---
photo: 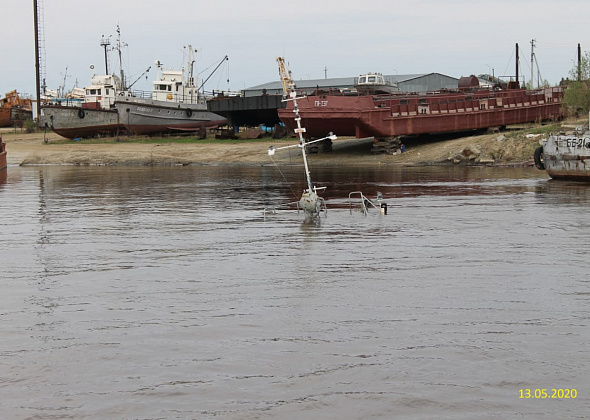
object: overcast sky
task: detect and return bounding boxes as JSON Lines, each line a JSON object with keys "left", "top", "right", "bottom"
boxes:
{"left": 2, "top": 0, "right": 589, "bottom": 98}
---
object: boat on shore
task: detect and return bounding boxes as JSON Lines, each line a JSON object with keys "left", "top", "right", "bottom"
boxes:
{"left": 534, "top": 116, "right": 590, "bottom": 181}
{"left": 0, "top": 90, "right": 33, "bottom": 128}
{"left": 278, "top": 74, "right": 564, "bottom": 140}
{"left": 41, "top": 73, "right": 131, "bottom": 139}
{"left": 115, "top": 48, "right": 227, "bottom": 136}
{"left": 40, "top": 27, "right": 140, "bottom": 140}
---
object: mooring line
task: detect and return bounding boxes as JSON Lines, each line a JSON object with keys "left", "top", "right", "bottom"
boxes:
{"left": 269, "top": 155, "right": 299, "bottom": 200}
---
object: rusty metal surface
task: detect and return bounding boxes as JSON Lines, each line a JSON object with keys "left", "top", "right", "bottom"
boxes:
{"left": 458, "top": 75, "right": 480, "bottom": 89}
{"left": 0, "top": 135, "right": 7, "bottom": 171}
{"left": 278, "top": 87, "right": 564, "bottom": 139}
{"left": 1, "top": 90, "right": 34, "bottom": 127}
{"left": 0, "top": 108, "right": 11, "bottom": 127}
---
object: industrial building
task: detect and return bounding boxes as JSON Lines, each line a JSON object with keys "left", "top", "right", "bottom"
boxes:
{"left": 244, "top": 73, "right": 459, "bottom": 97}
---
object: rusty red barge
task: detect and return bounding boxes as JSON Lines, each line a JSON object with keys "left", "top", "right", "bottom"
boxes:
{"left": 278, "top": 76, "right": 564, "bottom": 140}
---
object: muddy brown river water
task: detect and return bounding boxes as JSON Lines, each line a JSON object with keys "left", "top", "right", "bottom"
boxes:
{"left": 1, "top": 165, "right": 589, "bottom": 419}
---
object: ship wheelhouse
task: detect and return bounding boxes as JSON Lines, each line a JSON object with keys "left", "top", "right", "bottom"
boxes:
{"left": 357, "top": 73, "right": 387, "bottom": 87}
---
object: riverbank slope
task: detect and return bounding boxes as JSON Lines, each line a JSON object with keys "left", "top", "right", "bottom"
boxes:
{"left": 1, "top": 120, "right": 581, "bottom": 167}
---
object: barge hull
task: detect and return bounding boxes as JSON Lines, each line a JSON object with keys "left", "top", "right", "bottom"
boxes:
{"left": 279, "top": 87, "right": 564, "bottom": 139}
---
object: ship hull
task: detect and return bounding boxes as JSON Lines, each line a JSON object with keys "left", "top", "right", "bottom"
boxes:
{"left": 541, "top": 134, "right": 590, "bottom": 181}
{"left": 10, "top": 108, "right": 33, "bottom": 126}
{"left": 0, "top": 108, "right": 32, "bottom": 127}
{"left": 279, "top": 88, "right": 564, "bottom": 139}
{"left": 116, "top": 98, "right": 227, "bottom": 135}
{"left": 0, "top": 107, "right": 12, "bottom": 127}
{"left": 41, "top": 106, "right": 124, "bottom": 139}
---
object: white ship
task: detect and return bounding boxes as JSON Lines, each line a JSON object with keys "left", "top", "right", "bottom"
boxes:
{"left": 40, "top": 27, "right": 136, "bottom": 139}
{"left": 115, "top": 47, "right": 226, "bottom": 136}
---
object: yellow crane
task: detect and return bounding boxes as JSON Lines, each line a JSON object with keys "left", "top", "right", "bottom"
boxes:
{"left": 276, "top": 57, "right": 294, "bottom": 97}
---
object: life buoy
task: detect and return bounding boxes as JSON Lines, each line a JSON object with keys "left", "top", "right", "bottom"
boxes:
{"left": 534, "top": 146, "right": 545, "bottom": 170}
{"left": 78, "top": 109, "right": 85, "bottom": 119}
{"left": 186, "top": 108, "right": 193, "bottom": 118}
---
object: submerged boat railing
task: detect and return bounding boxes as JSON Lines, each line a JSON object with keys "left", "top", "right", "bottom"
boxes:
{"left": 349, "top": 191, "right": 386, "bottom": 216}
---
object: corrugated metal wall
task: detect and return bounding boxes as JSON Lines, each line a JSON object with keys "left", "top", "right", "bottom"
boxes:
{"left": 244, "top": 73, "right": 459, "bottom": 96}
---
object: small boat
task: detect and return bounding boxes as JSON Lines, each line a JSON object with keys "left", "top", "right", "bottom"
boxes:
{"left": 0, "top": 90, "right": 33, "bottom": 128}
{"left": 115, "top": 47, "right": 227, "bottom": 136}
{"left": 534, "top": 117, "right": 590, "bottom": 181}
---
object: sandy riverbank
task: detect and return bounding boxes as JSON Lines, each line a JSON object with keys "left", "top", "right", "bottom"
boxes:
{"left": 0, "top": 120, "right": 576, "bottom": 167}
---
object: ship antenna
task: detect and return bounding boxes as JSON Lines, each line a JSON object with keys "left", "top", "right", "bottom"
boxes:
{"left": 113, "top": 25, "right": 127, "bottom": 89}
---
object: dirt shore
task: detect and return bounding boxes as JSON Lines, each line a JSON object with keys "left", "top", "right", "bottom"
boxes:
{"left": 0, "top": 121, "right": 575, "bottom": 167}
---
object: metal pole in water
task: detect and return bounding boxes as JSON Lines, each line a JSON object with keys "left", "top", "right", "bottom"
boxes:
{"left": 33, "top": 0, "right": 42, "bottom": 128}
{"left": 292, "top": 97, "right": 314, "bottom": 193}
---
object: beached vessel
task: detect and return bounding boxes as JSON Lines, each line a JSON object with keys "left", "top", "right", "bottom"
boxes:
{"left": 0, "top": 90, "right": 33, "bottom": 128}
{"left": 115, "top": 48, "right": 227, "bottom": 136}
{"left": 40, "top": 28, "right": 138, "bottom": 139}
{"left": 41, "top": 73, "right": 130, "bottom": 139}
{"left": 278, "top": 75, "right": 564, "bottom": 140}
{"left": 534, "top": 118, "right": 590, "bottom": 181}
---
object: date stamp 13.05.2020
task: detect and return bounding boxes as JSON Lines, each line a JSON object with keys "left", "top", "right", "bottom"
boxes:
{"left": 519, "top": 389, "right": 577, "bottom": 399}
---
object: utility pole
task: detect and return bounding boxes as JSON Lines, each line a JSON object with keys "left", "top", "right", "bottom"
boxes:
{"left": 324, "top": 66, "right": 327, "bottom": 79}
{"left": 578, "top": 43, "right": 582, "bottom": 81}
{"left": 33, "top": 0, "right": 41, "bottom": 126}
{"left": 530, "top": 39, "right": 536, "bottom": 89}
{"left": 515, "top": 42, "right": 520, "bottom": 88}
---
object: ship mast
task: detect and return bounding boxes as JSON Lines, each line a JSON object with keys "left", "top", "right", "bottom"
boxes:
{"left": 276, "top": 57, "right": 313, "bottom": 193}
{"left": 113, "top": 25, "right": 127, "bottom": 89}
{"left": 269, "top": 57, "right": 336, "bottom": 218}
